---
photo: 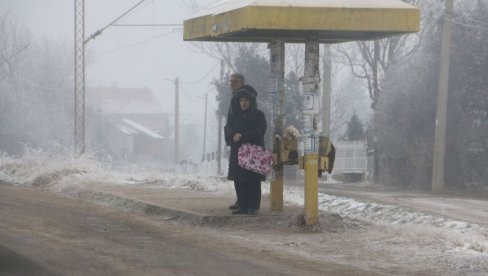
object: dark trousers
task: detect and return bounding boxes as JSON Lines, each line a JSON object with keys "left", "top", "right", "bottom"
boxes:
{"left": 234, "top": 180, "right": 261, "bottom": 210}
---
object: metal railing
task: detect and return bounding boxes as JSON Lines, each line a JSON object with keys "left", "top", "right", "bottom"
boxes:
{"left": 333, "top": 140, "right": 367, "bottom": 174}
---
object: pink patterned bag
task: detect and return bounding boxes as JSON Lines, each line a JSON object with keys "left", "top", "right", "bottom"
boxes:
{"left": 238, "top": 143, "right": 272, "bottom": 175}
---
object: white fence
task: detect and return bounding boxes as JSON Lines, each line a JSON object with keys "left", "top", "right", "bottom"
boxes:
{"left": 333, "top": 140, "right": 368, "bottom": 174}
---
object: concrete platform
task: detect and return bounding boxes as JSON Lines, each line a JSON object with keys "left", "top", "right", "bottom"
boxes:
{"left": 73, "top": 181, "right": 488, "bottom": 230}
{"left": 80, "top": 184, "right": 304, "bottom": 227}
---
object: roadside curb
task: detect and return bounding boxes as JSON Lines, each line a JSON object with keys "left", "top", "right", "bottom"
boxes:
{"left": 71, "top": 188, "right": 291, "bottom": 227}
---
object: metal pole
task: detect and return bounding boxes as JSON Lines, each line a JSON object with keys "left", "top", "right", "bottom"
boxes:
{"left": 84, "top": 0, "right": 147, "bottom": 44}
{"left": 432, "top": 0, "right": 453, "bottom": 193}
{"left": 302, "top": 41, "right": 320, "bottom": 226}
{"left": 75, "top": 0, "right": 146, "bottom": 157}
{"left": 268, "top": 40, "right": 285, "bottom": 212}
{"left": 217, "top": 59, "right": 224, "bottom": 175}
{"left": 74, "top": 0, "right": 85, "bottom": 156}
{"left": 174, "top": 78, "right": 180, "bottom": 164}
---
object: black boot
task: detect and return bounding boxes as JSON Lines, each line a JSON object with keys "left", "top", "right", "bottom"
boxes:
{"left": 228, "top": 200, "right": 240, "bottom": 210}
{"left": 247, "top": 209, "right": 258, "bottom": 216}
{"left": 231, "top": 209, "right": 248, "bottom": 215}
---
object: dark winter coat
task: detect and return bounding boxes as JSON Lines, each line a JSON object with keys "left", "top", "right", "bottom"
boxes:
{"left": 224, "top": 88, "right": 266, "bottom": 182}
{"left": 225, "top": 85, "right": 259, "bottom": 144}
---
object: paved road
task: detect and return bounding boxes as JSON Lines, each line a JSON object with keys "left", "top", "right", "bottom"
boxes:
{"left": 0, "top": 185, "right": 371, "bottom": 276}
{"left": 0, "top": 245, "right": 54, "bottom": 276}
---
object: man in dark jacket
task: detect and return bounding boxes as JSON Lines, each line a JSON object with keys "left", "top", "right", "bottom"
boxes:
{"left": 224, "top": 88, "right": 267, "bottom": 215}
{"left": 227, "top": 73, "right": 258, "bottom": 122}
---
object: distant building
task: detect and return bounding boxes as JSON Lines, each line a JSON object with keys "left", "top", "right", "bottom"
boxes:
{"left": 87, "top": 86, "right": 171, "bottom": 163}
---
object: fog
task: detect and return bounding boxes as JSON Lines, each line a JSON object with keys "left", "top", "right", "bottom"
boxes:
{"left": 2, "top": 2, "right": 488, "bottom": 274}
{"left": 0, "top": 0, "right": 370, "bottom": 165}
{"left": 1, "top": 0, "right": 220, "bottom": 162}
{"left": 1, "top": 0, "right": 486, "bottom": 193}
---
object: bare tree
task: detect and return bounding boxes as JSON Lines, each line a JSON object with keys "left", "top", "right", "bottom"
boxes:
{"left": 334, "top": 35, "right": 422, "bottom": 110}
{"left": 0, "top": 12, "right": 74, "bottom": 154}
{"left": 334, "top": 1, "right": 426, "bottom": 108}
{"left": 372, "top": 0, "right": 488, "bottom": 191}
{"left": 0, "top": 12, "right": 31, "bottom": 152}
{"left": 331, "top": 0, "right": 428, "bottom": 183}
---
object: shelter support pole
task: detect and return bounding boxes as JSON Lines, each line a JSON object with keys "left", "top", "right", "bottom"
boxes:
{"left": 304, "top": 153, "right": 319, "bottom": 224}
{"left": 302, "top": 41, "right": 320, "bottom": 225}
{"left": 268, "top": 40, "right": 285, "bottom": 212}
{"left": 321, "top": 44, "right": 332, "bottom": 138}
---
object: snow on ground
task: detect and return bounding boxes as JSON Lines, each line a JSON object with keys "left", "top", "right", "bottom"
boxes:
{"left": 283, "top": 186, "right": 488, "bottom": 255}
{"left": 1, "top": 149, "right": 487, "bottom": 256}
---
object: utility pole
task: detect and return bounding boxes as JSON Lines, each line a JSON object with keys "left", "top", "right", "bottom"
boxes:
{"left": 74, "top": 0, "right": 85, "bottom": 156}
{"left": 432, "top": 0, "right": 453, "bottom": 193}
{"left": 202, "top": 93, "right": 208, "bottom": 162}
{"left": 174, "top": 78, "right": 180, "bottom": 164}
{"left": 217, "top": 59, "right": 224, "bottom": 174}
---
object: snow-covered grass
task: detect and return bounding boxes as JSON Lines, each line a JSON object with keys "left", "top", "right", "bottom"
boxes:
{"left": 0, "top": 148, "right": 238, "bottom": 194}
{"left": 1, "top": 147, "right": 104, "bottom": 187}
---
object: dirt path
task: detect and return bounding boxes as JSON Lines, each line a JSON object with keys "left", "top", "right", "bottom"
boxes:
{"left": 0, "top": 184, "right": 376, "bottom": 276}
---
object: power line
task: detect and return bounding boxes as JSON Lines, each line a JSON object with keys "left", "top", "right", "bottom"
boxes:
{"left": 451, "top": 19, "right": 488, "bottom": 33}
{"left": 162, "top": 62, "right": 220, "bottom": 89}
{"left": 16, "top": 75, "right": 66, "bottom": 92}
{"left": 94, "top": 31, "right": 175, "bottom": 57}
{"left": 112, "top": 24, "right": 182, "bottom": 27}
{"left": 180, "top": 62, "right": 220, "bottom": 85}
{"left": 178, "top": 0, "right": 194, "bottom": 10}
{"left": 453, "top": 13, "right": 488, "bottom": 28}
{"left": 85, "top": 0, "right": 148, "bottom": 44}
{"left": 179, "top": 85, "right": 201, "bottom": 102}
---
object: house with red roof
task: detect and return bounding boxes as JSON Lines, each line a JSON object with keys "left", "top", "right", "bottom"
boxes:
{"left": 87, "top": 86, "right": 171, "bottom": 163}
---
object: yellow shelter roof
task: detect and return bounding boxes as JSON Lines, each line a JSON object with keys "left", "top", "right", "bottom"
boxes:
{"left": 184, "top": 0, "right": 420, "bottom": 43}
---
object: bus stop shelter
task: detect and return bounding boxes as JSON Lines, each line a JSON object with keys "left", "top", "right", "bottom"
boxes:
{"left": 184, "top": 0, "right": 419, "bottom": 43}
{"left": 184, "top": 0, "right": 420, "bottom": 225}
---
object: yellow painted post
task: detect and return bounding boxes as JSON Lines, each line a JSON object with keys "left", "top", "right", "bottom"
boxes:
{"left": 271, "top": 165, "right": 283, "bottom": 211}
{"left": 302, "top": 41, "right": 320, "bottom": 225}
{"left": 304, "top": 153, "right": 319, "bottom": 225}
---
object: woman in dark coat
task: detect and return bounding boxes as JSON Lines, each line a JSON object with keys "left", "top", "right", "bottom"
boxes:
{"left": 224, "top": 88, "right": 267, "bottom": 215}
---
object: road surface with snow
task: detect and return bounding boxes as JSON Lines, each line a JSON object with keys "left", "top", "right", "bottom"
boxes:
{"left": 1, "top": 154, "right": 487, "bottom": 275}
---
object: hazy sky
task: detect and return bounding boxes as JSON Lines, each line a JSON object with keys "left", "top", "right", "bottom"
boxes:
{"left": 1, "top": 0, "right": 220, "bottom": 146}
{"left": 1, "top": 0, "right": 374, "bottom": 156}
